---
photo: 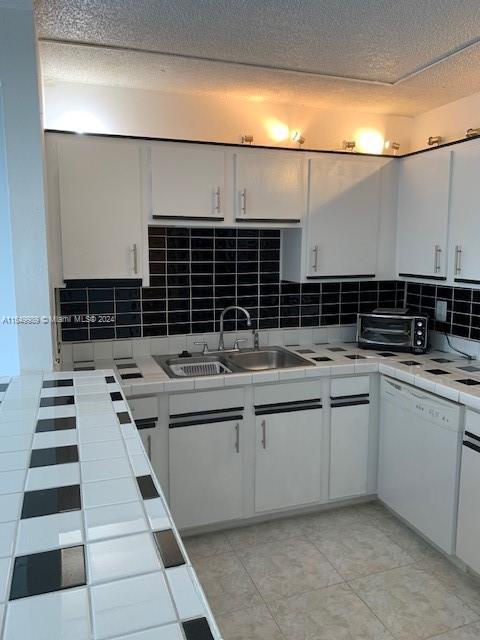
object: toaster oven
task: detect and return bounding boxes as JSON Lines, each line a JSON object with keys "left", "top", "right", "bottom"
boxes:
{"left": 357, "top": 308, "right": 428, "bottom": 353}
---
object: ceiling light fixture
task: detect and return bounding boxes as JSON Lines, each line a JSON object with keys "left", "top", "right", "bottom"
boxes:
{"left": 355, "top": 129, "right": 385, "bottom": 154}
{"left": 385, "top": 140, "right": 400, "bottom": 154}
{"left": 466, "top": 128, "right": 480, "bottom": 138}
{"left": 241, "top": 134, "right": 254, "bottom": 145}
{"left": 343, "top": 140, "right": 356, "bottom": 152}
{"left": 428, "top": 136, "right": 442, "bottom": 146}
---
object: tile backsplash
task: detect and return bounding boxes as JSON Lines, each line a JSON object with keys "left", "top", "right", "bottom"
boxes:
{"left": 58, "top": 226, "right": 403, "bottom": 343}
{"left": 406, "top": 282, "right": 480, "bottom": 341}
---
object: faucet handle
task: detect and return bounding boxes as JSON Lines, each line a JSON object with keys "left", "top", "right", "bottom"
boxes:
{"left": 233, "top": 338, "right": 247, "bottom": 351}
{"left": 194, "top": 341, "right": 209, "bottom": 354}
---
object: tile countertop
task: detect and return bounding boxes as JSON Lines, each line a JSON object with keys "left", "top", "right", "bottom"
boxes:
{"left": 0, "top": 371, "right": 221, "bottom": 640}
{"left": 67, "top": 343, "right": 480, "bottom": 411}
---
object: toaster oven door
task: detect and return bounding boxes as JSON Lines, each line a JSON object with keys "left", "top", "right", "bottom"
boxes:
{"left": 358, "top": 315, "right": 414, "bottom": 347}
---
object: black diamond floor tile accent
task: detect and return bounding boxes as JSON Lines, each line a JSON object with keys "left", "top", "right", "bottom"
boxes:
{"left": 296, "top": 349, "right": 315, "bottom": 354}
{"left": 36, "top": 417, "right": 76, "bottom": 432}
{"left": 39, "top": 396, "right": 75, "bottom": 407}
{"left": 10, "top": 545, "right": 86, "bottom": 600}
{"left": 431, "top": 357, "right": 453, "bottom": 363}
{"left": 105, "top": 376, "right": 115, "bottom": 384}
{"left": 121, "top": 373, "right": 143, "bottom": 380}
{"left": 345, "top": 354, "right": 367, "bottom": 360}
{"left": 457, "top": 365, "right": 480, "bottom": 372}
{"left": 182, "top": 618, "right": 214, "bottom": 640}
{"left": 117, "top": 412, "right": 131, "bottom": 424}
{"left": 377, "top": 352, "right": 397, "bottom": 357}
{"left": 456, "top": 378, "right": 480, "bottom": 386}
{"left": 136, "top": 475, "right": 159, "bottom": 500}
{"left": 110, "top": 392, "right": 123, "bottom": 401}
{"left": 42, "top": 379, "right": 73, "bottom": 388}
{"left": 312, "top": 356, "right": 333, "bottom": 362}
{"left": 399, "top": 360, "right": 421, "bottom": 366}
{"left": 425, "top": 369, "right": 450, "bottom": 376}
{"left": 30, "top": 445, "right": 79, "bottom": 468}
{"left": 153, "top": 530, "right": 185, "bottom": 568}
{"left": 21, "top": 485, "right": 81, "bottom": 519}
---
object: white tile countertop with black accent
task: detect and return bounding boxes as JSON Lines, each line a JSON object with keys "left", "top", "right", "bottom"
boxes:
{"left": 66, "top": 341, "right": 480, "bottom": 411}
{"left": 0, "top": 371, "right": 221, "bottom": 640}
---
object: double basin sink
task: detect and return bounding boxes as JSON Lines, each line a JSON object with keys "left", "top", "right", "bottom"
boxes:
{"left": 154, "top": 346, "right": 314, "bottom": 378}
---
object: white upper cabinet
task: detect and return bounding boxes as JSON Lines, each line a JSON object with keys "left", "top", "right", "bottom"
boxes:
{"left": 150, "top": 143, "right": 225, "bottom": 220}
{"left": 234, "top": 149, "right": 305, "bottom": 222}
{"left": 306, "top": 155, "right": 386, "bottom": 278}
{"left": 397, "top": 150, "right": 451, "bottom": 280}
{"left": 449, "top": 139, "right": 480, "bottom": 284}
{"left": 57, "top": 135, "right": 143, "bottom": 281}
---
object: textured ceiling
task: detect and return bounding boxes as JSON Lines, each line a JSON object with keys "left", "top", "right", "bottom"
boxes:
{"left": 35, "top": 0, "right": 480, "bottom": 115}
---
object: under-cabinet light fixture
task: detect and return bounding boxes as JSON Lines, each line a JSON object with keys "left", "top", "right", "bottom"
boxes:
{"left": 466, "top": 128, "right": 480, "bottom": 138}
{"left": 241, "top": 134, "right": 254, "bottom": 145}
{"left": 342, "top": 140, "right": 356, "bottom": 151}
{"left": 428, "top": 136, "right": 442, "bottom": 146}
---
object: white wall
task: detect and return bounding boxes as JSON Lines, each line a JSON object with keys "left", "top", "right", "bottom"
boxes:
{"left": 410, "top": 90, "right": 480, "bottom": 151}
{"left": 43, "top": 81, "right": 413, "bottom": 153}
{"left": 0, "top": 1, "right": 54, "bottom": 374}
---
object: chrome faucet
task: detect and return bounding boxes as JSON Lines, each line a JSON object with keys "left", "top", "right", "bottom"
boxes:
{"left": 218, "top": 306, "right": 251, "bottom": 351}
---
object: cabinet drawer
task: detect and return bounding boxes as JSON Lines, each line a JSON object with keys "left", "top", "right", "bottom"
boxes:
{"left": 331, "top": 376, "right": 369, "bottom": 399}
{"left": 169, "top": 388, "right": 244, "bottom": 417}
{"left": 254, "top": 380, "right": 321, "bottom": 406}
{"left": 465, "top": 409, "right": 480, "bottom": 439}
{"left": 129, "top": 396, "right": 158, "bottom": 420}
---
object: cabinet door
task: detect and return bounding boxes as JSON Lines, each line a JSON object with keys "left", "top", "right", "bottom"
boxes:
{"left": 449, "top": 139, "right": 480, "bottom": 283}
{"left": 255, "top": 408, "right": 322, "bottom": 512}
{"left": 456, "top": 442, "right": 480, "bottom": 573}
{"left": 151, "top": 143, "right": 225, "bottom": 220}
{"left": 329, "top": 402, "right": 370, "bottom": 499}
{"left": 235, "top": 150, "right": 304, "bottom": 222}
{"left": 397, "top": 150, "right": 451, "bottom": 279}
{"left": 58, "top": 136, "right": 143, "bottom": 280}
{"left": 169, "top": 419, "right": 243, "bottom": 529}
{"left": 307, "top": 156, "right": 384, "bottom": 277}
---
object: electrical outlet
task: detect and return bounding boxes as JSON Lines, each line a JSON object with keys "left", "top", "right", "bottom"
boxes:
{"left": 435, "top": 300, "right": 447, "bottom": 322}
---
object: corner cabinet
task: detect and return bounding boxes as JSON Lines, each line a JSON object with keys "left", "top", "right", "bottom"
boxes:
{"left": 396, "top": 149, "right": 451, "bottom": 281}
{"left": 56, "top": 135, "right": 144, "bottom": 281}
{"left": 306, "top": 155, "right": 388, "bottom": 278}
{"left": 234, "top": 149, "right": 305, "bottom": 222}
{"left": 254, "top": 399, "right": 323, "bottom": 512}
{"left": 150, "top": 142, "right": 226, "bottom": 221}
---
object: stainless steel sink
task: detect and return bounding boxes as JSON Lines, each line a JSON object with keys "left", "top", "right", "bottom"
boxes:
{"left": 154, "top": 346, "right": 314, "bottom": 378}
{"left": 225, "top": 347, "right": 314, "bottom": 372}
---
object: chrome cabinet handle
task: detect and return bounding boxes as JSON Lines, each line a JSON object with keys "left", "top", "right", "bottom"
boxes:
{"left": 455, "top": 245, "right": 462, "bottom": 275}
{"left": 235, "top": 423, "right": 240, "bottom": 453}
{"left": 131, "top": 243, "right": 138, "bottom": 274}
{"left": 434, "top": 245, "right": 442, "bottom": 273}
{"left": 214, "top": 187, "right": 221, "bottom": 213}
{"left": 240, "top": 188, "right": 247, "bottom": 215}
{"left": 312, "top": 245, "right": 319, "bottom": 272}
{"left": 147, "top": 434, "right": 152, "bottom": 460}
{"left": 261, "top": 419, "right": 267, "bottom": 449}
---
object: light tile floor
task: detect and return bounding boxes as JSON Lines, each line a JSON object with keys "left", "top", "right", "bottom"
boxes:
{"left": 183, "top": 502, "right": 480, "bottom": 640}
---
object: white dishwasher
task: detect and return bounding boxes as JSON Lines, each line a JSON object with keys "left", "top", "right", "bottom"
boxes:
{"left": 456, "top": 409, "right": 480, "bottom": 574}
{"left": 379, "top": 376, "right": 462, "bottom": 554}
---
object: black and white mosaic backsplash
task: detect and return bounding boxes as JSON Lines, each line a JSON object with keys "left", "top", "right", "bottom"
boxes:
{"left": 59, "top": 226, "right": 403, "bottom": 342}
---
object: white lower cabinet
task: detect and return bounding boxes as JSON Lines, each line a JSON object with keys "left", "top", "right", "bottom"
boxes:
{"left": 254, "top": 404, "right": 323, "bottom": 512}
{"left": 329, "top": 401, "right": 370, "bottom": 499}
{"left": 169, "top": 417, "right": 243, "bottom": 529}
{"left": 129, "top": 397, "right": 161, "bottom": 476}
